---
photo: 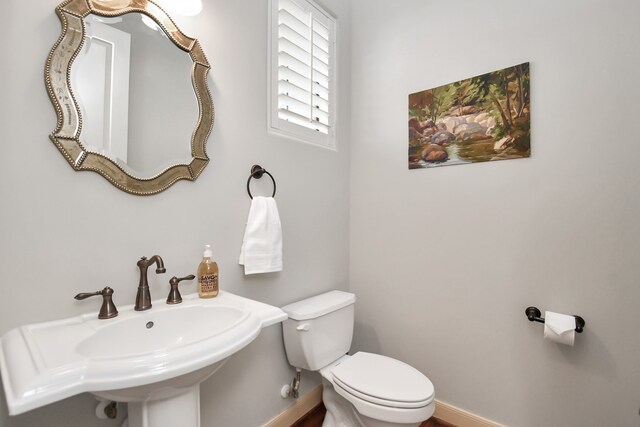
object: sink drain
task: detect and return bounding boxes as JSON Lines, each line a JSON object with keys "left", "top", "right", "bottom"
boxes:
{"left": 146, "top": 321, "right": 154, "bottom": 329}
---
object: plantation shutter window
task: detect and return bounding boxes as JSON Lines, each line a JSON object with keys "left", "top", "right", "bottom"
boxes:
{"left": 268, "top": 0, "right": 336, "bottom": 149}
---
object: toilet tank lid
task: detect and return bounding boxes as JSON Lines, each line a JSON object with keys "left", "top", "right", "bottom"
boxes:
{"left": 282, "top": 291, "right": 355, "bottom": 320}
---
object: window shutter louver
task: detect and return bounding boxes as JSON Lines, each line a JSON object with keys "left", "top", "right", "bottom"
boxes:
{"left": 276, "top": 0, "right": 333, "bottom": 135}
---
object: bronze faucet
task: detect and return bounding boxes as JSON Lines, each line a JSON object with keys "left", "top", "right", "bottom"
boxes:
{"left": 166, "top": 275, "right": 196, "bottom": 304}
{"left": 75, "top": 286, "right": 119, "bottom": 319}
{"left": 135, "top": 255, "right": 166, "bottom": 311}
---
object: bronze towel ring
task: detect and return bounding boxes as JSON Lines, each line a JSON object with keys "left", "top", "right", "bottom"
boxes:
{"left": 246, "top": 165, "right": 276, "bottom": 199}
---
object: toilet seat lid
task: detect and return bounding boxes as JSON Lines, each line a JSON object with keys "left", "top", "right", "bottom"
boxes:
{"left": 331, "top": 352, "right": 434, "bottom": 408}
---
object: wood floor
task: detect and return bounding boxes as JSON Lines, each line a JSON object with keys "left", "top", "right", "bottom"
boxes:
{"left": 293, "top": 403, "right": 457, "bottom": 427}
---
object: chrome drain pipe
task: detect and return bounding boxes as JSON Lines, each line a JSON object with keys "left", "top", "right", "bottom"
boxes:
{"left": 281, "top": 369, "right": 302, "bottom": 399}
{"left": 291, "top": 369, "right": 301, "bottom": 399}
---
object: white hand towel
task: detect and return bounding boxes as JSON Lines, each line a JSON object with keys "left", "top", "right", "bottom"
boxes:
{"left": 239, "top": 196, "right": 283, "bottom": 275}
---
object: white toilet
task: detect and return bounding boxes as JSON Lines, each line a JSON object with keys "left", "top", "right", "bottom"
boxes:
{"left": 281, "top": 291, "right": 435, "bottom": 427}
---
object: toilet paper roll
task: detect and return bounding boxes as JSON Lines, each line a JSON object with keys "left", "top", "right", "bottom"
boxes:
{"left": 543, "top": 311, "right": 576, "bottom": 346}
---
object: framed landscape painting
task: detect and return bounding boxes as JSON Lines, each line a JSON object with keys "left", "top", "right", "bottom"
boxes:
{"left": 409, "top": 62, "right": 530, "bottom": 169}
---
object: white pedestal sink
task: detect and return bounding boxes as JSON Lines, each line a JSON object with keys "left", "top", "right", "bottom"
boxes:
{"left": 0, "top": 291, "right": 286, "bottom": 427}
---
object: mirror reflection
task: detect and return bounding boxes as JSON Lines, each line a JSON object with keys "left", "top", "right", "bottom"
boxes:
{"left": 46, "top": 0, "right": 213, "bottom": 195}
{"left": 72, "top": 13, "right": 197, "bottom": 178}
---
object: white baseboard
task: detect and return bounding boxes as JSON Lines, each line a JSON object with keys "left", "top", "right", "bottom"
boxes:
{"left": 262, "top": 387, "right": 505, "bottom": 427}
{"left": 263, "top": 385, "right": 324, "bottom": 427}
{"left": 435, "top": 400, "right": 505, "bottom": 427}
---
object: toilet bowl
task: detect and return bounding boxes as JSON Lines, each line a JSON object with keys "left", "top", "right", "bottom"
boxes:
{"left": 320, "top": 353, "right": 435, "bottom": 427}
{"left": 281, "top": 291, "right": 435, "bottom": 427}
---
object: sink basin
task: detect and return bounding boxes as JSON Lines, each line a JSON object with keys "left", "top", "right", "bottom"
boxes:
{"left": 76, "top": 305, "right": 247, "bottom": 359}
{"left": 0, "top": 291, "right": 286, "bottom": 423}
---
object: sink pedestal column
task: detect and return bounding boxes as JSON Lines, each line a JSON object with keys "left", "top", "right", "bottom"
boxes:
{"left": 94, "top": 362, "right": 228, "bottom": 427}
{"left": 128, "top": 385, "right": 200, "bottom": 427}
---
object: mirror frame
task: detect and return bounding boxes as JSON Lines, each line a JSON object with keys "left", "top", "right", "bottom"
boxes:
{"left": 45, "top": 0, "right": 214, "bottom": 195}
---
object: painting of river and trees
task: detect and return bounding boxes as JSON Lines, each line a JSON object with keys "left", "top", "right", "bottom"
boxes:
{"left": 409, "top": 62, "right": 530, "bottom": 169}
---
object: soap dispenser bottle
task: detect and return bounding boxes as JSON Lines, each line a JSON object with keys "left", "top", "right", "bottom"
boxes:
{"left": 198, "top": 245, "right": 219, "bottom": 298}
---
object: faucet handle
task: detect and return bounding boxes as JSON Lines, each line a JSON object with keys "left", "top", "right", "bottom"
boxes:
{"left": 166, "top": 275, "right": 195, "bottom": 305}
{"left": 75, "top": 286, "right": 119, "bottom": 319}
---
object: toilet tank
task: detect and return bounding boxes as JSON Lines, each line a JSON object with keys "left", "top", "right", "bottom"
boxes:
{"left": 281, "top": 291, "right": 356, "bottom": 371}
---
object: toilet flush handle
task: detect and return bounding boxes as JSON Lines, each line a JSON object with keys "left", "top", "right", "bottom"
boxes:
{"left": 296, "top": 323, "right": 310, "bottom": 332}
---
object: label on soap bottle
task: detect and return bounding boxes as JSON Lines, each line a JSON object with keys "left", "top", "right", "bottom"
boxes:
{"left": 199, "top": 273, "right": 218, "bottom": 293}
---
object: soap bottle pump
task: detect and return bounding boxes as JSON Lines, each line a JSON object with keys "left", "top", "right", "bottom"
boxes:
{"left": 198, "top": 245, "right": 219, "bottom": 298}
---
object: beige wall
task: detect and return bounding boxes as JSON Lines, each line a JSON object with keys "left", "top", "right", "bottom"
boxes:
{"left": 348, "top": 0, "right": 640, "bottom": 426}
{"left": 0, "top": 0, "right": 351, "bottom": 426}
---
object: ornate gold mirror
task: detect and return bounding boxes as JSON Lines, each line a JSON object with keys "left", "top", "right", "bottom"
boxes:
{"left": 46, "top": 0, "right": 214, "bottom": 195}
